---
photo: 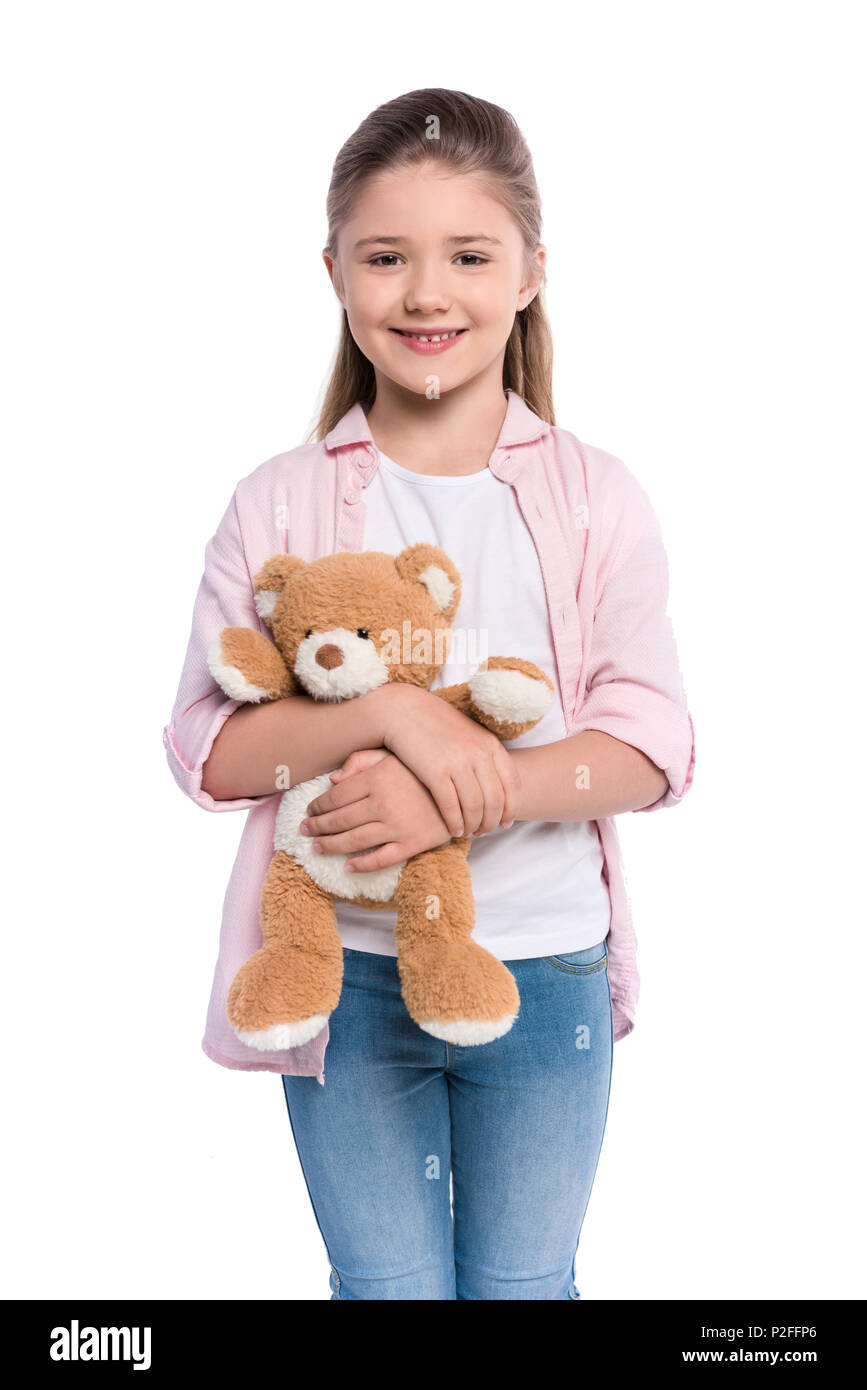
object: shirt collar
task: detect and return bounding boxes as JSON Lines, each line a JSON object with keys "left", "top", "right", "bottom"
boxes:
{"left": 324, "top": 387, "right": 551, "bottom": 459}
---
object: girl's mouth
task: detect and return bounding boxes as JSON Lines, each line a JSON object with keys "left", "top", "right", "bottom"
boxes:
{"left": 389, "top": 328, "right": 468, "bottom": 355}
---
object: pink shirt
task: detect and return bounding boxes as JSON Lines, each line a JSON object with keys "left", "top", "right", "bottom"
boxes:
{"left": 162, "top": 388, "right": 696, "bottom": 1083}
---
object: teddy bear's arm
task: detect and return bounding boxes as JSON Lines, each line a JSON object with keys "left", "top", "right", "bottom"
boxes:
{"left": 431, "top": 656, "right": 555, "bottom": 743}
{"left": 207, "top": 627, "right": 295, "bottom": 704}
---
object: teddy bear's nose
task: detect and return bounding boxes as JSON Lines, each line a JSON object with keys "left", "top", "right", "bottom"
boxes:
{"left": 315, "top": 643, "right": 344, "bottom": 670}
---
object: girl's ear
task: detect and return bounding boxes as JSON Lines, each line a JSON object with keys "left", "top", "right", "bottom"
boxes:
{"left": 253, "top": 553, "right": 306, "bottom": 628}
{"left": 394, "top": 543, "right": 462, "bottom": 624}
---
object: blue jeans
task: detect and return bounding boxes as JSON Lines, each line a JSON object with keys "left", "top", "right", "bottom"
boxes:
{"left": 281, "top": 939, "right": 613, "bottom": 1300}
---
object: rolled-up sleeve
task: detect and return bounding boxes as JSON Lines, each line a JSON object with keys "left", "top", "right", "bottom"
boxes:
{"left": 571, "top": 506, "right": 695, "bottom": 813}
{"left": 162, "top": 489, "right": 276, "bottom": 813}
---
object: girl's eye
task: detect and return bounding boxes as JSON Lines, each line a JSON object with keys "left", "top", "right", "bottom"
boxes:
{"left": 367, "top": 253, "right": 489, "bottom": 268}
{"left": 357, "top": 628, "right": 370, "bottom": 639}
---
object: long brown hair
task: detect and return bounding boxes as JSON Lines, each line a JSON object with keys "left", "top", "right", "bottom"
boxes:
{"left": 309, "top": 88, "right": 555, "bottom": 442}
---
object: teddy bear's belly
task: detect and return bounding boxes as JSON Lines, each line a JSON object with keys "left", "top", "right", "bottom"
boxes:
{"left": 273, "top": 774, "right": 408, "bottom": 902}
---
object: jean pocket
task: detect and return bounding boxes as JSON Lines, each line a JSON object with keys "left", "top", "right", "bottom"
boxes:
{"left": 542, "top": 939, "right": 608, "bottom": 974}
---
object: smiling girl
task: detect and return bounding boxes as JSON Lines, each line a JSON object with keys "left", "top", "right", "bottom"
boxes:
{"left": 164, "top": 88, "right": 695, "bottom": 1300}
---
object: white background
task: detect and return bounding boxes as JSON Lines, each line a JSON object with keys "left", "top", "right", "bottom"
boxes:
{"left": 3, "top": 0, "right": 864, "bottom": 1300}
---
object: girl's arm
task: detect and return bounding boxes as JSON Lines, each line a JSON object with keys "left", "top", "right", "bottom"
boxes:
{"left": 298, "top": 732, "right": 662, "bottom": 874}
{"left": 163, "top": 487, "right": 280, "bottom": 814}
{"left": 203, "top": 680, "right": 521, "bottom": 838}
{"left": 201, "top": 686, "right": 392, "bottom": 801}
{"left": 507, "top": 731, "right": 668, "bottom": 821}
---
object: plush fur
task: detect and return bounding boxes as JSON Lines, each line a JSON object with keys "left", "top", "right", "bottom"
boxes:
{"left": 208, "top": 543, "right": 555, "bottom": 1049}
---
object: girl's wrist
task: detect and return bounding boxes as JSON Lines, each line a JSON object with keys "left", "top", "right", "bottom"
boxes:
{"left": 359, "top": 679, "right": 411, "bottom": 748}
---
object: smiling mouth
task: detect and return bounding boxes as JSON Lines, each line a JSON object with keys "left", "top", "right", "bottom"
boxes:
{"left": 390, "top": 328, "right": 468, "bottom": 342}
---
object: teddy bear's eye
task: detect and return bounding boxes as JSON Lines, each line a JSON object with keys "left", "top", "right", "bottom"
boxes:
{"left": 357, "top": 628, "right": 370, "bottom": 639}
{"left": 304, "top": 629, "right": 312, "bottom": 639}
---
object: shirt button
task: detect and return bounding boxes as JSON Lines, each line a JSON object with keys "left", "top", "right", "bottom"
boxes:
{"left": 345, "top": 490, "right": 360, "bottom": 504}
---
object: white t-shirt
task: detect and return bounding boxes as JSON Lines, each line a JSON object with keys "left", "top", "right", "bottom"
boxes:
{"left": 333, "top": 448, "right": 611, "bottom": 961}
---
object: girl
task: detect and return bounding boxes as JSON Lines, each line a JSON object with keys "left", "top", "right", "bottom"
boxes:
{"left": 163, "top": 88, "right": 695, "bottom": 1300}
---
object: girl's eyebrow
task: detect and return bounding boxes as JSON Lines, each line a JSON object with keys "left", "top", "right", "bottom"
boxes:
{"left": 353, "top": 234, "right": 503, "bottom": 250}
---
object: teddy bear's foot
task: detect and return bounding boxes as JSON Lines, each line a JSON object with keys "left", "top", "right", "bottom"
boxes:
{"left": 420, "top": 1013, "right": 517, "bottom": 1046}
{"left": 226, "top": 942, "right": 342, "bottom": 1052}
{"left": 232, "top": 1015, "right": 330, "bottom": 1051}
{"left": 397, "top": 938, "right": 520, "bottom": 1046}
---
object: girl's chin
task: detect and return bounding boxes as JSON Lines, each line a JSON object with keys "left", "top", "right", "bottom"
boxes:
{"left": 372, "top": 358, "right": 469, "bottom": 389}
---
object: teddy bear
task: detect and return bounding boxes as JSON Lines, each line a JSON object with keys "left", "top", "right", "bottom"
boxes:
{"left": 207, "top": 542, "right": 555, "bottom": 1052}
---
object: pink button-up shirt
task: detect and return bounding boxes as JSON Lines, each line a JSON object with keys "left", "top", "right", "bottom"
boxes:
{"left": 162, "top": 389, "right": 696, "bottom": 1082}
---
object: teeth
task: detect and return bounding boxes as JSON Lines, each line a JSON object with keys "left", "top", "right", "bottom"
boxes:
{"left": 401, "top": 330, "right": 462, "bottom": 342}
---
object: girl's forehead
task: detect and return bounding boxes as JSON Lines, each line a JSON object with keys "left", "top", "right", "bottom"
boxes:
{"left": 345, "top": 166, "right": 509, "bottom": 228}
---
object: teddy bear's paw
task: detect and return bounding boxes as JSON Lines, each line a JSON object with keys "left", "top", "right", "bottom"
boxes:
{"left": 207, "top": 637, "right": 272, "bottom": 703}
{"left": 469, "top": 657, "right": 555, "bottom": 729}
{"left": 398, "top": 939, "right": 520, "bottom": 1046}
{"left": 226, "top": 942, "right": 342, "bottom": 1051}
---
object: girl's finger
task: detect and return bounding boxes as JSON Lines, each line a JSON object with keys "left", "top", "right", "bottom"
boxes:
{"left": 311, "top": 777, "right": 368, "bottom": 818}
{"left": 313, "top": 822, "right": 388, "bottom": 856}
{"left": 303, "top": 798, "right": 372, "bottom": 837}
{"left": 471, "top": 756, "right": 505, "bottom": 835}
{"left": 451, "top": 768, "right": 486, "bottom": 836}
{"left": 332, "top": 748, "right": 381, "bottom": 780}
{"left": 346, "top": 842, "right": 406, "bottom": 873}
{"left": 429, "top": 775, "right": 465, "bottom": 838}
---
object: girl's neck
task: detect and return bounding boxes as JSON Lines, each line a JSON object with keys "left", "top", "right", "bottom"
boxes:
{"left": 364, "top": 376, "right": 509, "bottom": 477}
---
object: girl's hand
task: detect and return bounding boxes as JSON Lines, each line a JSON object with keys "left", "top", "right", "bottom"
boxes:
{"left": 373, "top": 682, "right": 521, "bottom": 838}
{"left": 300, "top": 747, "right": 455, "bottom": 873}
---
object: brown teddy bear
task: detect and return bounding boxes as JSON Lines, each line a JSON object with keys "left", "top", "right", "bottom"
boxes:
{"left": 207, "top": 543, "right": 555, "bottom": 1052}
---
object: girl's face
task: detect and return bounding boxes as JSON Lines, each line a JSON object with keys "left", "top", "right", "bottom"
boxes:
{"left": 324, "top": 164, "right": 544, "bottom": 396}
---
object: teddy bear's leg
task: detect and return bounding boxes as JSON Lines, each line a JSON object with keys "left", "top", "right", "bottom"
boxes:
{"left": 226, "top": 851, "right": 342, "bottom": 1052}
{"left": 392, "top": 840, "right": 520, "bottom": 1046}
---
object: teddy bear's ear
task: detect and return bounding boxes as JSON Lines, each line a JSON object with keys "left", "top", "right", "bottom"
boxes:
{"left": 252, "top": 553, "right": 306, "bottom": 628}
{"left": 394, "top": 543, "right": 461, "bottom": 623}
